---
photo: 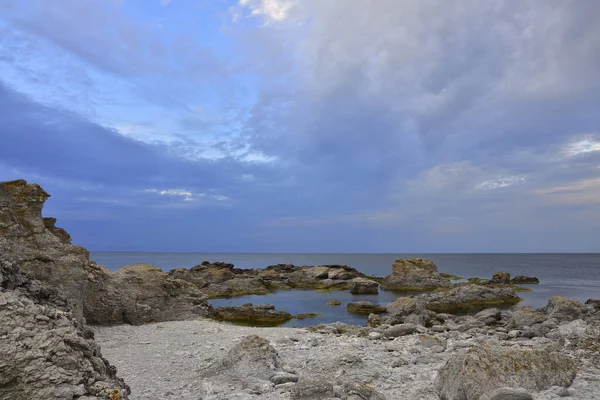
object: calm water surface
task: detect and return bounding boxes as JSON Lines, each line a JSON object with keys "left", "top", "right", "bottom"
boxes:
{"left": 91, "top": 252, "right": 600, "bottom": 327}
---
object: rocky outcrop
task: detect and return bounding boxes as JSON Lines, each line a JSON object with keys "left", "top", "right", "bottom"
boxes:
{"left": 380, "top": 258, "right": 452, "bottom": 291}
{"left": 586, "top": 299, "right": 600, "bottom": 310}
{"left": 435, "top": 343, "right": 578, "bottom": 400}
{"left": 215, "top": 303, "right": 293, "bottom": 326}
{"left": 347, "top": 301, "right": 387, "bottom": 314}
{"left": 492, "top": 271, "right": 511, "bottom": 283}
{"left": 0, "top": 179, "right": 214, "bottom": 326}
{"left": 510, "top": 276, "right": 539, "bottom": 284}
{"left": 0, "top": 180, "right": 92, "bottom": 322}
{"left": 416, "top": 283, "right": 521, "bottom": 313}
{"left": 170, "top": 262, "right": 380, "bottom": 298}
{"left": 545, "top": 296, "right": 587, "bottom": 322}
{"left": 85, "top": 264, "right": 214, "bottom": 325}
{"left": 349, "top": 277, "right": 379, "bottom": 294}
{"left": 0, "top": 260, "right": 129, "bottom": 399}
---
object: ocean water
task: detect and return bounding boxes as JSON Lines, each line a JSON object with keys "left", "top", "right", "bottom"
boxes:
{"left": 91, "top": 252, "right": 600, "bottom": 327}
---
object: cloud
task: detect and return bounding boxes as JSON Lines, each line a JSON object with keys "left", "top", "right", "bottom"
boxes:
{"left": 237, "top": 0, "right": 297, "bottom": 23}
{"left": 476, "top": 176, "right": 525, "bottom": 191}
{"left": 1, "top": 1, "right": 599, "bottom": 251}
{"left": 145, "top": 188, "right": 230, "bottom": 203}
{"left": 563, "top": 134, "right": 600, "bottom": 157}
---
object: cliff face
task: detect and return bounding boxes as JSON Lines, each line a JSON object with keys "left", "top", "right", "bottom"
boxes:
{"left": 0, "top": 179, "right": 213, "bottom": 325}
{"left": 0, "top": 260, "right": 130, "bottom": 399}
{"left": 0, "top": 180, "right": 90, "bottom": 321}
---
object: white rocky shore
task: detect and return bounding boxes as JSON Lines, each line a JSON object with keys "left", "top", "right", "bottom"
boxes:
{"left": 94, "top": 318, "right": 600, "bottom": 400}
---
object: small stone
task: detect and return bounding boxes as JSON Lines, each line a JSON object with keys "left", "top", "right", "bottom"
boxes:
{"left": 368, "top": 332, "right": 381, "bottom": 340}
{"left": 431, "top": 325, "right": 446, "bottom": 333}
{"left": 271, "top": 372, "right": 299, "bottom": 385}
{"left": 383, "top": 323, "right": 417, "bottom": 338}
{"left": 391, "top": 358, "right": 408, "bottom": 367}
{"left": 508, "top": 330, "right": 520, "bottom": 338}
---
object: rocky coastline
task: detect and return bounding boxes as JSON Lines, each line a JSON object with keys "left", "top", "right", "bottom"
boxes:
{"left": 1, "top": 179, "right": 599, "bottom": 400}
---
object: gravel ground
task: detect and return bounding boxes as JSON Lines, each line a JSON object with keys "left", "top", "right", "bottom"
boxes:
{"left": 94, "top": 319, "right": 600, "bottom": 400}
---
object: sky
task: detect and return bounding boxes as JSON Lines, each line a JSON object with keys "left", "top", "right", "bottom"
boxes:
{"left": 0, "top": 0, "right": 599, "bottom": 253}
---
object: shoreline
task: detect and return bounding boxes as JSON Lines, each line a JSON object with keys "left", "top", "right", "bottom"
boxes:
{"left": 94, "top": 317, "right": 600, "bottom": 400}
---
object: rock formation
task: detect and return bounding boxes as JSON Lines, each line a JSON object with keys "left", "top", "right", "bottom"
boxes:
{"left": 346, "top": 301, "right": 387, "bottom": 314}
{"left": 0, "top": 259, "right": 129, "bottom": 399}
{"left": 170, "top": 261, "right": 381, "bottom": 298}
{"left": 0, "top": 179, "right": 213, "bottom": 326}
{"left": 215, "top": 303, "right": 293, "bottom": 326}
{"left": 510, "top": 275, "right": 539, "bottom": 284}
{"left": 435, "top": 343, "right": 578, "bottom": 400}
{"left": 0, "top": 180, "right": 92, "bottom": 322}
{"left": 349, "top": 277, "right": 379, "bottom": 294}
{"left": 380, "top": 258, "right": 452, "bottom": 291}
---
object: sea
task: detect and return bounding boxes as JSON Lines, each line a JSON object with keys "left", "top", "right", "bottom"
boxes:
{"left": 91, "top": 252, "right": 600, "bottom": 328}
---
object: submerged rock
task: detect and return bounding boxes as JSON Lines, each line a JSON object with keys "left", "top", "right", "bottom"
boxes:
{"left": 510, "top": 276, "right": 540, "bottom": 284}
{"left": 215, "top": 303, "right": 293, "bottom": 326}
{"left": 380, "top": 258, "right": 452, "bottom": 291}
{"left": 435, "top": 343, "right": 578, "bottom": 400}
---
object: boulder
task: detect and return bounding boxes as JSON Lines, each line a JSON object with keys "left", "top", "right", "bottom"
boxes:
{"left": 346, "top": 301, "right": 387, "bottom": 315}
{"left": 326, "top": 299, "right": 341, "bottom": 306}
{"left": 215, "top": 303, "right": 292, "bottom": 326}
{"left": 586, "top": 299, "right": 600, "bottom": 310}
{"left": 545, "top": 297, "right": 586, "bottom": 322}
{"left": 492, "top": 272, "right": 511, "bottom": 284}
{"left": 507, "top": 308, "right": 547, "bottom": 330}
{"left": 382, "top": 323, "right": 417, "bottom": 338}
{"left": 290, "top": 379, "right": 334, "bottom": 399}
{"left": 349, "top": 277, "right": 379, "bottom": 294}
{"left": 381, "top": 258, "right": 452, "bottom": 291}
{"left": 435, "top": 343, "right": 578, "bottom": 400}
{"left": 202, "top": 335, "right": 283, "bottom": 393}
{"left": 417, "top": 283, "right": 521, "bottom": 313}
{"left": 510, "top": 276, "right": 539, "bottom": 285}
{"left": 0, "top": 260, "right": 129, "bottom": 399}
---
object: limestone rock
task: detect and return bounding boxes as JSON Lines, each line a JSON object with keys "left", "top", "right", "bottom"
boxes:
{"left": 435, "top": 343, "right": 578, "bottom": 400}
{"left": 492, "top": 272, "right": 511, "bottom": 284}
{"left": 545, "top": 297, "right": 586, "bottom": 322}
{"left": 488, "top": 387, "right": 533, "bottom": 400}
{"left": 381, "top": 258, "right": 452, "bottom": 291}
{"left": 510, "top": 276, "right": 539, "bottom": 285}
{"left": 0, "top": 260, "right": 129, "bottom": 400}
{"left": 507, "top": 308, "right": 547, "bottom": 329}
{"left": 215, "top": 303, "right": 292, "bottom": 326}
{"left": 290, "top": 379, "right": 334, "bottom": 399}
{"left": 349, "top": 277, "right": 379, "bottom": 294}
{"left": 382, "top": 323, "right": 417, "bottom": 338}
{"left": 417, "top": 283, "right": 521, "bottom": 313}
{"left": 585, "top": 299, "right": 600, "bottom": 310}
{"left": 0, "top": 179, "right": 91, "bottom": 322}
{"left": 1, "top": 179, "right": 214, "bottom": 326}
{"left": 346, "top": 301, "right": 387, "bottom": 315}
{"left": 203, "top": 335, "right": 282, "bottom": 393}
